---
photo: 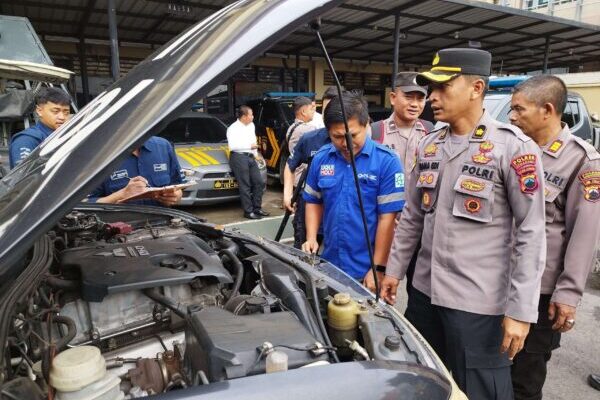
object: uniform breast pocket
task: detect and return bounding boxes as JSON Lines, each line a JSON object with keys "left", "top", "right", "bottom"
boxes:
{"left": 358, "top": 175, "right": 378, "bottom": 195}
{"left": 153, "top": 172, "right": 171, "bottom": 187}
{"left": 416, "top": 170, "right": 440, "bottom": 212}
{"left": 317, "top": 177, "right": 339, "bottom": 194}
{"left": 452, "top": 175, "right": 495, "bottom": 223}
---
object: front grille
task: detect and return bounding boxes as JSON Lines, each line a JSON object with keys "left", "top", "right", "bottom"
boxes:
{"left": 196, "top": 189, "right": 239, "bottom": 198}
{"left": 203, "top": 172, "right": 233, "bottom": 179}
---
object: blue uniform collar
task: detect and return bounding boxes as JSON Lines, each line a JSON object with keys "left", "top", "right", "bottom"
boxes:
{"left": 140, "top": 139, "right": 155, "bottom": 152}
{"left": 328, "top": 136, "right": 374, "bottom": 159}
{"left": 35, "top": 121, "right": 54, "bottom": 137}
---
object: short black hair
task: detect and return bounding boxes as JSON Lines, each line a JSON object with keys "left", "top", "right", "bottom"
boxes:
{"left": 237, "top": 105, "right": 252, "bottom": 119}
{"left": 322, "top": 85, "right": 344, "bottom": 100}
{"left": 324, "top": 92, "right": 369, "bottom": 129}
{"left": 513, "top": 75, "right": 567, "bottom": 116}
{"left": 293, "top": 96, "right": 313, "bottom": 114}
{"left": 462, "top": 74, "right": 489, "bottom": 94}
{"left": 36, "top": 87, "right": 70, "bottom": 106}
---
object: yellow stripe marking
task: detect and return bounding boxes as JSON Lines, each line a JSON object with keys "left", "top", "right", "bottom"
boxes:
{"left": 431, "top": 66, "right": 462, "bottom": 72}
{"left": 185, "top": 151, "right": 211, "bottom": 166}
{"left": 191, "top": 147, "right": 220, "bottom": 165}
{"left": 176, "top": 149, "right": 201, "bottom": 167}
{"left": 266, "top": 127, "right": 280, "bottom": 168}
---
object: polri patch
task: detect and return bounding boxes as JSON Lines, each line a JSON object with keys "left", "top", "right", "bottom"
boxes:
{"left": 320, "top": 164, "right": 335, "bottom": 176}
{"left": 111, "top": 170, "right": 129, "bottom": 181}
{"left": 154, "top": 163, "right": 167, "bottom": 172}
{"left": 511, "top": 154, "right": 539, "bottom": 194}
{"left": 461, "top": 179, "right": 485, "bottom": 192}
{"left": 579, "top": 170, "right": 600, "bottom": 202}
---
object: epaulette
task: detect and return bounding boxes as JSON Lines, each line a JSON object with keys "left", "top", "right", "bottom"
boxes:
{"left": 496, "top": 121, "right": 532, "bottom": 143}
{"left": 572, "top": 135, "right": 600, "bottom": 161}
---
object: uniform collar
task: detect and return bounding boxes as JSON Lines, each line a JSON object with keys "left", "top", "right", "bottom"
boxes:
{"left": 542, "top": 123, "right": 570, "bottom": 158}
{"left": 140, "top": 138, "right": 155, "bottom": 152}
{"left": 385, "top": 115, "right": 424, "bottom": 137}
{"left": 35, "top": 121, "right": 53, "bottom": 136}
{"left": 328, "top": 136, "right": 374, "bottom": 158}
{"left": 434, "top": 110, "right": 492, "bottom": 143}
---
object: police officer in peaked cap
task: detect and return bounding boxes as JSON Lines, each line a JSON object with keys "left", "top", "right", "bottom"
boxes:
{"left": 381, "top": 48, "right": 547, "bottom": 399}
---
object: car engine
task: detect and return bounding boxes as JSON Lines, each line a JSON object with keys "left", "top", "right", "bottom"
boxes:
{"left": 0, "top": 210, "right": 418, "bottom": 399}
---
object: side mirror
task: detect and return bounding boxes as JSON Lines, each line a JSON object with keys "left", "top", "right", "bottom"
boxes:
{"left": 591, "top": 113, "right": 599, "bottom": 123}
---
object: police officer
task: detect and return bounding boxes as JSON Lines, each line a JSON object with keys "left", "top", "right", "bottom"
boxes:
{"left": 509, "top": 75, "right": 600, "bottom": 400}
{"left": 302, "top": 92, "right": 405, "bottom": 292}
{"left": 9, "top": 87, "right": 71, "bottom": 168}
{"left": 87, "top": 136, "right": 183, "bottom": 206}
{"left": 380, "top": 48, "right": 546, "bottom": 399}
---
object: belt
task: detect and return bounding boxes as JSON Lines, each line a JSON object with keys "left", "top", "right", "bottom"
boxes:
{"left": 233, "top": 152, "right": 254, "bottom": 158}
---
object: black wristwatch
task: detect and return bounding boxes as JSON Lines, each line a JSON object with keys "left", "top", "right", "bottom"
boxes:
{"left": 375, "top": 264, "right": 386, "bottom": 273}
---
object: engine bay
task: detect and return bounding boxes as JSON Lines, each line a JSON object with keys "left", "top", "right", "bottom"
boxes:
{"left": 0, "top": 209, "right": 421, "bottom": 399}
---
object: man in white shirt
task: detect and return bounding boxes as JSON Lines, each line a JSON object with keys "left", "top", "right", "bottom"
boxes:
{"left": 227, "top": 106, "right": 268, "bottom": 219}
{"left": 310, "top": 86, "right": 340, "bottom": 129}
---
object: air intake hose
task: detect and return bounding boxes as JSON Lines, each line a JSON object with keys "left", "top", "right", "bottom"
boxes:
{"left": 260, "top": 258, "right": 324, "bottom": 343}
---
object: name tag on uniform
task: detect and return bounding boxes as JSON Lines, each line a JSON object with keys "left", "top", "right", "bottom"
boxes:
{"left": 111, "top": 170, "right": 129, "bottom": 180}
{"left": 154, "top": 163, "right": 168, "bottom": 172}
{"left": 320, "top": 164, "right": 335, "bottom": 176}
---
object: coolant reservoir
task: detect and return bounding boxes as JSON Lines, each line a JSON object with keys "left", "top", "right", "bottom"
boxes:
{"left": 49, "top": 346, "right": 124, "bottom": 400}
{"left": 327, "top": 293, "right": 364, "bottom": 347}
{"left": 265, "top": 350, "right": 288, "bottom": 373}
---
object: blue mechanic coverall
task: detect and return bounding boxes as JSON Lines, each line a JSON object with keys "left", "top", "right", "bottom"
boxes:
{"left": 9, "top": 121, "right": 54, "bottom": 168}
{"left": 87, "top": 136, "right": 183, "bottom": 206}
{"left": 303, "top": 137, "right": 405, "bottom": 279}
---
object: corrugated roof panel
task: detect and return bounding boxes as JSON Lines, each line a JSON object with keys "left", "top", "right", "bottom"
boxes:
{"left": 333, "top": 50, "right": 371, "bottom": 58}
{"left": 578, "top": 33, "right": 600, "bottom": 43}
{"left": 517, "top": 37, "right": 548, "bottom": 47}
{"left": 374, "top": 15, "right": 423, "bottom": 30}
{"left": 487, "top": 45, "right": 521, "bottom": 54}
{"left": 343, "top": 28, "right": 390, "bottom": 41}
{"left": 322, "top": 7, "right": 376, "bottom": 23}
{"left": 325, "top": 38, "right": 362, "bottom": 48}
{"left": 554, "top": 28, "right": 591, "bottom": 39}
{"left": 355, "top": 42, "right": 393, "bottom": 52}
{"left": 279, "top": 34, "right": 310, "bottom": 45}
{"left": 486, "top": 15, "right": 535, "bottom": 29}
{"left": 458, "top": 27, "right": 497, "bottom": 39}
{"left": 404, "top": 0, "right": 467, "bottom": 17}
{"left": 486, "top": 32, "right": 529, "bottom": 43}
{"left": 446, "top": 8, "right": 506, "bottom": 24}
{"left": 519, "top": 21, "right": 568, "bottom": 35}
{"left": 412, "top": 21, "right": 464, "bottom": 35}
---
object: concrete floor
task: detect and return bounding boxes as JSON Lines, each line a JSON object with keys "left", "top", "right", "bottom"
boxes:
{"left": 179, "top": 185, "right": 600, "bottom": 399}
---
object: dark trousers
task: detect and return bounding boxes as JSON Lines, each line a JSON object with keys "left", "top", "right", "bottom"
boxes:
{"left": 229, "top": 152, "right": 264, "bottom": 214}
{"left": 405, "top": 239, "right": 421, "bottom": 297}
{"left": 511, "top": 295, "right": 561, "bottom": 400}
{"left": 405, "top": 289, "right": 513, "bottom": 400}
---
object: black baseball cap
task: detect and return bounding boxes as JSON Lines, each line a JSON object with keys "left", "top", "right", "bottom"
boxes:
{"left": 416, "top": 48, "right": 492, "bottom": 85}
{"left": 393, "top": 72, "right": 427, "bottom": 96}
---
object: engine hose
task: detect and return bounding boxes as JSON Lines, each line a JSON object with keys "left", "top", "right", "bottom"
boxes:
{"left": 221, "top": 249, "right": 244, "bottom": 309}
{"left": 53, "top": 316, "right": 76, "bottom": 351}
{"left": 143, "top": 288, "right": 187, "bottom": 320}
{"left": 45, "top": 276, "right": 79, "bottom": 292}
{"left": 214, "top": 238, "right": 239, "bottom": 255}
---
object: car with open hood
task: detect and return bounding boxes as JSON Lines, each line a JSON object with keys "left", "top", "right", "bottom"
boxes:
{"left": 156, "top": 112, "right": 267, "bottom": 206}
{"left": 0, "top": 1, "right": 465, "bottom": 399}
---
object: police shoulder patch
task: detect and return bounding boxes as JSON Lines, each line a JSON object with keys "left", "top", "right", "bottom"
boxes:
{"left": 578, "top": 170, "right": 600, "bottom": 202}
{"left": 511, "top": 154, "right": 539, "bottom": 194}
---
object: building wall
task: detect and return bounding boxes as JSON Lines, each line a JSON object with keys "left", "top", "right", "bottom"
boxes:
{"left": 483, "top": 0, "right": 600, "bottom": 24}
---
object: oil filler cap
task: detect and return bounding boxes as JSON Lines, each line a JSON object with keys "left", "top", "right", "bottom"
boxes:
{"left": 49, "top": 346, "right": 106, "bottom": 392}
{"left": 333, "top": 293, "right": 351, "bottom": 305}
{"left": 384, "top": 335, "right": 401, "bottom": 350}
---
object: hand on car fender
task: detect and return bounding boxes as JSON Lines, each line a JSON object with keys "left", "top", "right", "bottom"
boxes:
{"left": 500, "top": 316, "right": 530, "bottom": 360}
{"left": 363, "top": 270, "right": 384, "bottom": 294}
{"left": 302, "top": 239, "right": 319, "bottom": 255}
{"left": 548, "top": 301, "right": 577, "bottom": 332}
{"left": 380, "top": 275, "right": 400, "bottom": 305}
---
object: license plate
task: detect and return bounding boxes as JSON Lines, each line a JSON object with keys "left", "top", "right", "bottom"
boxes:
{"left": 213, "top": 179, "right": 238, "bottom": 189}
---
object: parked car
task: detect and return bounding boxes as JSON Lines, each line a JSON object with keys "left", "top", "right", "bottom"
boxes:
{"left": 157, "top": 111, "right": 267, "bottom": 206}
{"left": 247, "top": 92, "right": 315, "bottom": 184}
{"left": 0, "top": 1, "right": 466, "bottom": 400}
{"left": 484, "top": 76, "right": 600, "bottom": 148}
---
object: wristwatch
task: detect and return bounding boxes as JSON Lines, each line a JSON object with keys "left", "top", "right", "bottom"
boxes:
{"left": 375, "top": 264, "right": 386, "bottom": 273}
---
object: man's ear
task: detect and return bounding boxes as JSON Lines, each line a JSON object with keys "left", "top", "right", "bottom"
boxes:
{"left": 543, "top": 102, "right": 556, "bottom": 119}
{"left": 471, "top": 78, "right": 486, "bottom": 100}
{"left": 35, "top": 104, "right": 43, "bottom": 117}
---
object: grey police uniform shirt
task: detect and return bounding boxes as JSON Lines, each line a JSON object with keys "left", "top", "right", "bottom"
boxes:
{"left": 287, "top": 119, "right": 319, "bottom": 187}
{"left": 380, "top": 116, "right": 428, "bottom": 199}
{"left": 538, "top": 124, "right": 600, "bottom": 307}
{"left": 387, "top": 111, "right": 547, "bottom": 323}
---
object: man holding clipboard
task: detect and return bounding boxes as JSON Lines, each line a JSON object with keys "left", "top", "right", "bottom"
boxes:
{"left": 87, "top": 136, "right": 186, "bottom": 207}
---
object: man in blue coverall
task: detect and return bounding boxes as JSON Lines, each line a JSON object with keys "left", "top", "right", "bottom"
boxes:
{"left": 87, "top": 136, "right": 183, "bottom": 206}
{"left": 9, "top": 87, "right": 71, "bottom": 168}
{"left": 302, "top": 92, "right": 405, "bottom": 292}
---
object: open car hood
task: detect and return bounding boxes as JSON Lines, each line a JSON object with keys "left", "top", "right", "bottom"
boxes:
{"left": 0, "top": 0, "right": 342, "bottom": 281}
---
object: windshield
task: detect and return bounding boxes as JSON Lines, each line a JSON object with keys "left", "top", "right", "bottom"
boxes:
{"left": 279, "top": 100, "right": 295, "bottom": 123}
{"left": 159, "top": 116, "right": 227, "bottom": 143}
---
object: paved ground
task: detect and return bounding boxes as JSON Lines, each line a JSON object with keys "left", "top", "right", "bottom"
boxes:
{"left": 180, "top": 185, "right": 600, "bottom": 399}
